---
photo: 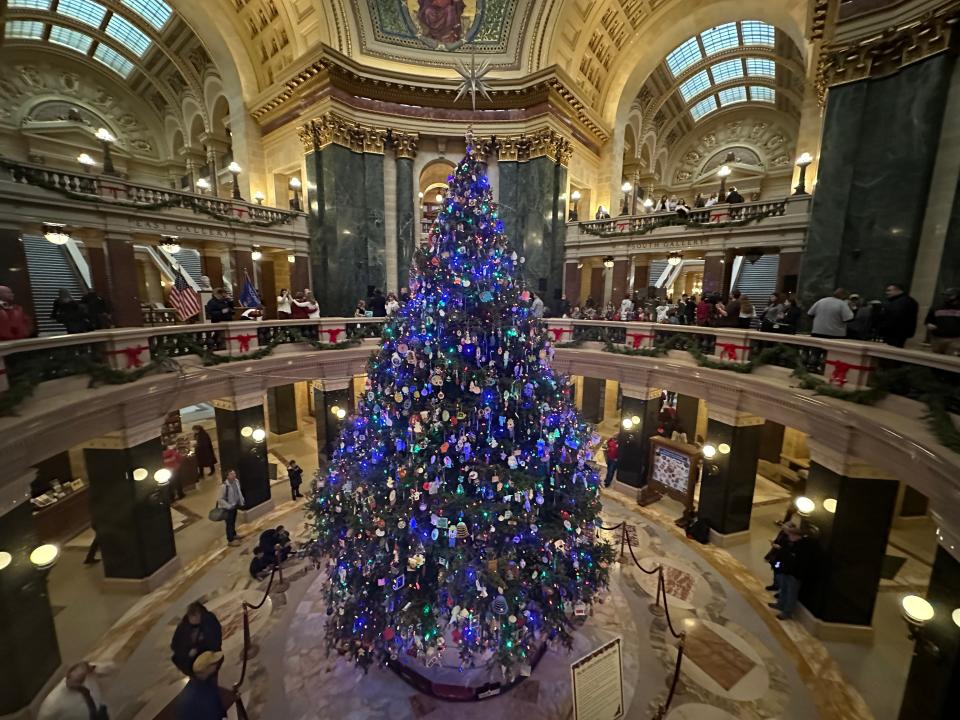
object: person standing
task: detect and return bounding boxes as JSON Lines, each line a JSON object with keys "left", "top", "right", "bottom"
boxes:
{"left": 778, "top": 296, "right": 801, "bottom": 334}
{"left": 877, "top": 283, "right": 919, "bottom": 348}
{"left": 768, "top": 524, "right": 811, "bottom": 620}
{"left": 925, "top": 288, "right": 960, "bottom": 355}
{"left": 845, "top": 294, "right": 877, "bottom": 341}
{"left": 177, "top": 651, "right": 228, "bottom": 720}
{"left": 80, "top": 289, "right": 112, "bottom": 329}
{"left": 38, "top": 662, "right": 108, "bottom": 720}
{"left": 205, "top": 289, "right": 235, "bottom": 323}
{"left": 385, "top": 292, "right": 400, "bottom": 317}
{"left": 722, "top": 290, "right": 742, "bottom": 327}
{"left": 287, "top": 459, "right": 304, "bottom": 500}
{"left": 171, "top": 602, "right": 223, "bottom": 677}
{"left": 807, "top": 288, "right": 854, "bottom": 338}
{"left": 725, "top": 186, "right": 744, "bottom": 204}
{"left": 367, "top": 288, "right": 387, "bottom": 317}
{"left": 193, "top": 425, "right": 217, "bottom": 477}
{"left": 695, "top": 295, "right": 711, "bottom": 326}
{"left": 0, "top": 285, "right": 32, "bottom": 340}
{"left": 217, "top": 470, "right": 245, "bottom": 545}
{"left": 530, "top": 292, "right": 545, "bottom": 319}
{"left": 683, "top": 295, "right": 697, "bottom": 325}
{"left": 603, "top": 436, "right": 619, "bottom": 487}
{"left": 760, "top": 293, "right": 784, "bottom": 332}
{"left": 737, "top": 293, "right": 755, "bottom": 329}
{"left": 51, "top": 288, "right": 90, "bottom": 334}
{"left": 619, "top": 295, "right": 634, "bottom": 321}
{"left": 277, "top": 288, "right": 292, "bottom": 319}
{"left": 163, "top": 443, "right": 186, "bottom": 501}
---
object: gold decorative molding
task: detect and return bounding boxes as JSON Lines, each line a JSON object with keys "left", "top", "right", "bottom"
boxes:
{"left": 391, "top": 131, "right": 419, "bottom": 159}
{"left": 296, "top": 112, "right": 389, "bottom": 155}
{"left": 488, "top": 129, "right": 574, "bottom": 166}
{"left": 817, "top": 0, "right": 960, "bottom": 99}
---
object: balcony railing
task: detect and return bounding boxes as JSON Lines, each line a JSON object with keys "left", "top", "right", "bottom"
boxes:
{"left": 577, "top": 198, "right": 790, "bottom": 238}
{"left": 0, "top": 159, "right": 301, "bottom": 227}
{"left": 543, "top": 318, "right": 960, "bottom": 414}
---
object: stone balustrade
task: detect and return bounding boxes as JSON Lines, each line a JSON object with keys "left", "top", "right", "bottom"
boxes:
{"left": 0, "top": 159, "right": 302, "bottom": 229}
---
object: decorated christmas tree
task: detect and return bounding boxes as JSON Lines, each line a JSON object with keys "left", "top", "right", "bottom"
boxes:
{"left": 309, "top": 139, "right": 613, "bottom": 681}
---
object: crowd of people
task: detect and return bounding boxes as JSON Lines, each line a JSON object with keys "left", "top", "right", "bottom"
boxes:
{"left": 555, "top": 284, "right": 960, "bottom": 354}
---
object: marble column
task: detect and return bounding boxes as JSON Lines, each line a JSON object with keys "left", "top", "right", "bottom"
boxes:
{"left": 394, "top": 133, "right": 418, "bottom": 291}
{"left": 313, "top": 378, "right": 352, "bottom": 461}
{"left": 563, "top": 262, "right": 580, "bottom": 307}
{"left": 83, "top": 424, "right": 180, "bottom": 591}
{"left": 105, "top": 233, "right": 143, "bottom": 327}
{"left": 580, "top": 377, "right": 606, "bottom": 424}
{"left": 674, "top": 394, "right": 700, "bottom": 441}
{"left": 633, "top": 262, "right": 650, "bottom": 297}
{"left": 495, "top": 136, "right": 569, "bottom": 314}
{"left": 797, "top": 446, "right": 897, "bottom": 636}
{"left": 383, "top": 146, "right": 398, "bottom": 293}
{"left": 0, "top": 226, "right": 35, "bottom": 333}
{"left": 611, "top": 259, "right": 629, "bottom": 306}
{"left": 0, "top": 470, "right": 61, "bottom": 716}
{"left": 702, "top": 251, "right": 725, "bottom": 298}
{"left": 213, "top": 397, "right": 274, "bottom": 520}
{"left": 898, "top": 546, "right": 960, "bottom": 720}
{"left": 800, "top": 54, "right": 954, "bottom": 307}
{"left": 267, "top": 383, "right": 298, "bottom": 435}
{"left": 304, "top": 126, "right": 387, "bottom": 315}
{"left": 617, "top": 384, "right": 661, "bottom": 487}
{"left": 697, "top": 409, "right": 763, "bottom": 542}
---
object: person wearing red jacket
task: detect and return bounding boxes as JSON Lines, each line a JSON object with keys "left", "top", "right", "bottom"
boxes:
{"left": 0, "top": 285, "right": 32, "bottom": 340}
{"left": 604, "top": 436, "right": 619, "bottom": 487}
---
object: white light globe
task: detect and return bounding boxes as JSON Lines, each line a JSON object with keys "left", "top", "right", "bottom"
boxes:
{"left": 154, "top": 468, "right": 172, "bottom": 485}
{"left": 132, "top": 468, "right": 149, "bottom": 482}
{"left": 30, "top": 544, "right": 60, "bottom": 569}
{"left": 240, "top": 426, "right": 254, "bottom": 438}
{"left": 0, "top": 551, "right": 12, "bottom": 571}
{"left": 901, "top": 595, "right": 934, "bottom": 624}
{"left": 702, "top": 444, "right": 717, "bottom": 459}
{"left": 252, "top": 428, "right": 266, "bottom": 443}
{"left": 794, "top": 496, "right": 816, "bottom": 516}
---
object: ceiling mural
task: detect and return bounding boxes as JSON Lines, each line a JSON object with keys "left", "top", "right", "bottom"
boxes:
{"left": 354, "top": 0, "right": 535, "bottom": 69}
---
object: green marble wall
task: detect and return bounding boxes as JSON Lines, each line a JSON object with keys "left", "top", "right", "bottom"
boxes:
{"left": 800, "top": 54, "right": 954, "bottom": 307}
{"left": 498, "top": 156, "right": 567, "bottom": 312}
{"left": 306, "top": 146, "right": 386, "bottom": 315}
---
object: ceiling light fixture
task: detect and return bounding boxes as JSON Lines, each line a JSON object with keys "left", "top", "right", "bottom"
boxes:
{"left": 43, "top": 222, "right": 70, "bottom": 245}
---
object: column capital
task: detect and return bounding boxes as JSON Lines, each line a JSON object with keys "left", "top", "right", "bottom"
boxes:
{"left": 298, "top": 112, "right": 388, "bottom": 154}
{"left": 212, "top": 393, "right": 264, "bottom": 412}
{"left": 489, "top": 129, "right": 573, "bottom": 165}
{"left": 314, "top": 377, "right": 352, "bottom": 392}
{"left": 391, "top": 131, "right": 419, "bottom": 159}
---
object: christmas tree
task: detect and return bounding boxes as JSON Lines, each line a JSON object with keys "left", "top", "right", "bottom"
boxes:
{"left": 310, "top": 139, "right": 613, "bottom": 680}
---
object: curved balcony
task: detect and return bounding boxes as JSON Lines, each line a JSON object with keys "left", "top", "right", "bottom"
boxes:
{"left": 0, "top": 315, "right": 957, "bottom": 544}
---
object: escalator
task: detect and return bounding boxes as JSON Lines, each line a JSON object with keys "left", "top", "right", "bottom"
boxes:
{"left": 21, "top": 235, "right": 90, "bottom": 336}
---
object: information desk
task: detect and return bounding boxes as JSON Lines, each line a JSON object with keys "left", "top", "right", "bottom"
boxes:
{"left": 33, "top": 484, "right": 91, "bottom": 544}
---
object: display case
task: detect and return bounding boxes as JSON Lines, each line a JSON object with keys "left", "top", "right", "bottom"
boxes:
{"left": 32, "top": 478, "right": 91, "bottom": 543}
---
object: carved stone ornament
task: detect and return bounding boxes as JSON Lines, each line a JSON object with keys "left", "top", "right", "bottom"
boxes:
{"left": 391, "top": 131, "right": 420, "bottom": 159}
{"left": 296, "top": 112, "right": 388, "bottom": 154}
{"left": 493, "top": 129, "right": 573, "bottom": 165}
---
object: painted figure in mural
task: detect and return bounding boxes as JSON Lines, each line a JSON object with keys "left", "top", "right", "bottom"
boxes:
{"left": 417, "top": 0, "right": 466, "bottom": 44}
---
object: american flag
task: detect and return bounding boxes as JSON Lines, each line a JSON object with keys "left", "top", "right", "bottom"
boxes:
{"left": 170, "top": 268, "right": 201, "bottom": 321}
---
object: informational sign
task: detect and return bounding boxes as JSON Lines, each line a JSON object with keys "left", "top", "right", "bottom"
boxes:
{"left": 571, "top": 636, "right": 624, "bottom": 720}
{"left": 647, "top": 436, "right": 700, "bottom": 507}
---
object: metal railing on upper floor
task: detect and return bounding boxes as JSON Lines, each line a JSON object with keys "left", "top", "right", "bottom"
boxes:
{"left": 0, "top": 159, "right": 301, "bottom": 228}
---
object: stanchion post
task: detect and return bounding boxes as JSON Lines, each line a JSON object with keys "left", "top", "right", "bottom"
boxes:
{"left": 649, "top": 565, "right": 666, "bottom": 617}
{"left": 619, "top": 523, "right": 627, "bottom": 561}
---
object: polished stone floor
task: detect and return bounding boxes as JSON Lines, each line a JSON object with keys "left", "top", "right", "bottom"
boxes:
{"left": 41, "top": 418, "right": 935, "bottom": 720}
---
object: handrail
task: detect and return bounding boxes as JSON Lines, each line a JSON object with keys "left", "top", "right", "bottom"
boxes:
{"left": 0, "top": 158, "right": 301, "bottom": 224}
{"left": 543, "top": 318, "right": 960, "bottom": 374}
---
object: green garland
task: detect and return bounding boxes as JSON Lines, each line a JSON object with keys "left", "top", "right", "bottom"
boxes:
{"left": 601, "top": 335, "right": 960, "bottom": 454}
{"left": 581, "top": 207, "right": 782, "bottom": 239}
{"left": 0, "top": 331, "right": 364, "bottom": 416}
{"left": 2, "top": 161, "right": 296, "bottom": 228}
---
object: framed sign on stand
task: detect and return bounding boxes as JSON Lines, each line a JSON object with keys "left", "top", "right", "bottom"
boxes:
{"left": 638, "top": 437, "right": 701, "bottom": 521}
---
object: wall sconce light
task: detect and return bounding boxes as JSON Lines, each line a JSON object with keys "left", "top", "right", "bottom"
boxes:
{"left": 240, "top": 426, "right": 254, "bottom": 438}
{"left": 287, "top": 254, "right": 296, "bottom": 263}
{"left": 254, "top": 191, "right": 265, "bottom": 206}
{"left": 0, "top": 551, "right": 11, "bottom": 571}
{"left": 160, "top": 235, "right": 181, "bottom": 254}
{"left": 331, "top": 405, "right": 340, "bottom": 416}
{"left": 196, "top": 178, "right": 211, "bottom": 194}
{"left": 154, "top": 468, "right": 172, "bottom": 485}
{"left": 228, "top": 161, "right": 243, "bottom": 201}
{"left": 823, "top": 498, "right": 837, "bottom": 513}
{"left": 435, "top": 192, "right": 444, "bottom": 204}
{"left": 251, "top": 246, "right": 262, "bottom": 261}
{"left": 900, "top": 594, "right": 941, "bottom": 658}
{"left": 702, "top": 443, "right": 717, "bottom": 459}
{"left": 667, "top": 251, "right": 683, "bottom": 267}
{"left": 603, "top": 256, "right": 615, "bottom": 268}
{"left": 717, "top": 443, "right": 731, "bottom": 455}
{"left": 251, "top": 428, "right": 266, "bottom": 443}
{"left": 132, "top": 468, "right": 149, "bottom": 482}
{"left": 622, "top": 418, "right": 634, "bottom": 430}
{"left": 794, "top": 152, "right": 814, "bottom": 195}
{"left": 30, "top": 544, "right": 60, "bottom": 570}
{"left": 794, "top": 495, "right": 816, "bottom": 516}
{"left": 43, "top": 222, "right": 70, "bottom": 245}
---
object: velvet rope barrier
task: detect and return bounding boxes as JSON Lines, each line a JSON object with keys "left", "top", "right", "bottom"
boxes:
{"left": 233, "top": 562, "right": 280, "bottom": 718}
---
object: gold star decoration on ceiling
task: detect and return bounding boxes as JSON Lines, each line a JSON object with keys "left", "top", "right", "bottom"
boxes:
{"left": 454, "top": 52, "right": 492, "bottom": 111}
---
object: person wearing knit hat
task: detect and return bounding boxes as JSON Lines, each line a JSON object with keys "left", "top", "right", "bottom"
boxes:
{"left": 177, "top": 651, "right": 226, "bottom": 719}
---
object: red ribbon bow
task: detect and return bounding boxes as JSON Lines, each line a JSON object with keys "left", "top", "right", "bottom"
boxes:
{"left": 626, "top": 332, "right": 655, "bottom": 349}
{"left": 825, "top": 359, "right": 874, "bottom": 387}
{"left": 228, "top": 334, "right": 257, "bottom": 352}
{"left": 716, "top": 342, "right": 751, "bottom": 361}
{"left": 321, "top": 328, "right": 344, "bottom": 343}
{"left": 549, "top": 327, "right": 572, "bottom": 342}
{"left": 107, "top": 345, "right": 148, "bottom": 369}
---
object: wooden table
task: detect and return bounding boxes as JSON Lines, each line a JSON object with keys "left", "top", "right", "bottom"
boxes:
{"left": 33, "top": 486, "right": 91, "bottom": 544}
